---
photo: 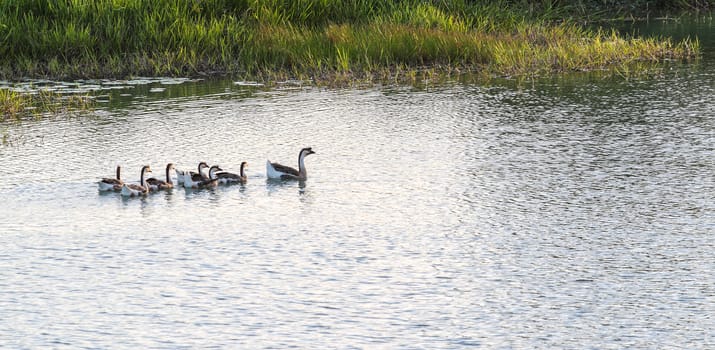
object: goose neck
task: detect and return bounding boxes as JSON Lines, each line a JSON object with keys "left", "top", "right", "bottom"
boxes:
{"left": 165, "top": 164, "right": 172, "bottom": 182}
{"left": 198, "top": 162, "right": 208, "bottom": 177}
{"left": 140, "top": 167, "right": 148, "bottom": 186}
{"left": 209, "top": 166, "right": 220, "bottom": 179}
{"left": 298, "top": 153, "right": 307, "bottom": 177}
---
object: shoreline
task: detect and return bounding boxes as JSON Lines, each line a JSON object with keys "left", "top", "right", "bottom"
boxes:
{"left": 0, "top": 1, "right": 704, "bottom": 84}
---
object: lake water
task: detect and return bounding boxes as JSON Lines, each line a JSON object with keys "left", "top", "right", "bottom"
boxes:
{"left": 1, "top": 19, "right": 713, "bottom": 349}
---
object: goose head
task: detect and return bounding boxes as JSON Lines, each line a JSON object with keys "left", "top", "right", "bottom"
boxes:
{"left": 208, "top": 165, "right": 223, "bottom": 179}
{"left": 300, "top": 147, "right": 316, "bottom": 158}
{"left": 240, "top": 161, "right": 248, "bottom": 177}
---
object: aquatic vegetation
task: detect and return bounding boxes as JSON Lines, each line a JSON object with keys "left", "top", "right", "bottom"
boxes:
{"left": 1, "top": 88, "right": 94, "bottom": 121}
{"left": 0, "top": 90, "right": 24, "bottom": 118}
{"left": 0, "top": 0, "right": 703, "bottom": 83}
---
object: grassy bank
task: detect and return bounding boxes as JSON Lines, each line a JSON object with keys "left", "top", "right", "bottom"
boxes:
{"left": 524, "top": 0, "right": 715, "bottom": 21}
{"left": 0, "top": 0, "right": 702, "bottom": 83}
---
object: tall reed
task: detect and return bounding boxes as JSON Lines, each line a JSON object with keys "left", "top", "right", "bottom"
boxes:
{"left": 0, "top": 0, "right": 702, "bottom": 82}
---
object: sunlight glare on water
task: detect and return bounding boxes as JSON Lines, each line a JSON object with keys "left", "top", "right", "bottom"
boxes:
{"left": 1, "top": 20, "right": 714, "bottom": 349}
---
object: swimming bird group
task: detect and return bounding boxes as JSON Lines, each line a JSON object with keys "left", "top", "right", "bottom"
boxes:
{"left": 98, "top": 147, "right": 316, "bottom": 197}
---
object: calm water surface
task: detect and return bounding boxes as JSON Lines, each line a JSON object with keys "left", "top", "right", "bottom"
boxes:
{"left": 1, "top": 20, "right": 714, "bottom": 349}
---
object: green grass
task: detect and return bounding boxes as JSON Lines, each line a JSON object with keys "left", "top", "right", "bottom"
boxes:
{"left": 1, "top": 88, "right": 94, "bottom": 121}
{"left": 525, "top": 0, "right": 714, "bottom": 20}
{"left": 0, "top": 0, "right": 703, "bottom": 83}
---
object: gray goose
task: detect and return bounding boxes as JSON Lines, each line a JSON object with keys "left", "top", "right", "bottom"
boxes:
{"left": 185, "top": 165, "right": 222, "bottom": 189}
{"left": 98, "top": 165, "right": 124, "bottom": 191}
{"left": 217, "top": 161, "right": 248, "bottom": 184}
{"left": 147, "top": 163, "right": 176, "bottom": 190}
{"left": 121, "top": 165, "right": 152, "bottom": 197}
{"left": 266, "top": 147, "right": 315, "bottom": 180}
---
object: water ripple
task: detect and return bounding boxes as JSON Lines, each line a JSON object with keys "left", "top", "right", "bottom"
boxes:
{"left": 2, "top": 53, "right": 715, "bottom": 348}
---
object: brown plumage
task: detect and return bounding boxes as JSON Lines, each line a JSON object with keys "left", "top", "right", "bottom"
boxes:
{"left": 266, "top": 147, "right": 315, "bottom": 180}
{"left": 185, "top": 165, "right": 222, "bottom": 188}
{"left": 146, "top": 163, "right": 175, "bottom": 190}
{"left": 121, "top": 165, "right": 152, "bottom": 197}
{"left": 98, "top": 165, "right": 124, "bottom": 191}
{"left": 216, "top": 161, "right": 248, "bottom": 184}
{"left": 188, "top": 162, "right": 210, "bottom": 182}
